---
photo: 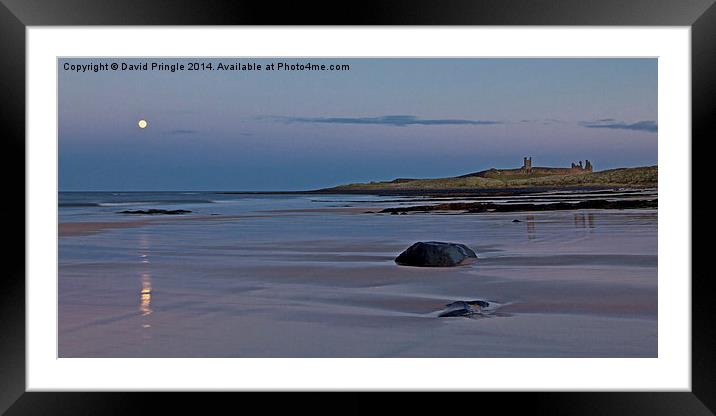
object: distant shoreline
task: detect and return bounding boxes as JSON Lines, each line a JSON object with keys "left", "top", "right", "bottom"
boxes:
{"left": 319, "top": 166, "right": 657, "bottom": 194}
{"left": 59, "top": 184, "right": 656, "bottom": 197}
{"left": 218, "top": 184, "right": 656, "bottom": 197}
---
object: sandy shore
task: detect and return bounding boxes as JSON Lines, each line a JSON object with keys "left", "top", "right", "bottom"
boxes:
{"left": 59, "top": 207, "right": 657, "bottom": 357}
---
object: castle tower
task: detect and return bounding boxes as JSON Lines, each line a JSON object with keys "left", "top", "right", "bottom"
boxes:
{"left": 522, "top": 156, "right": 532, "bottom": 173}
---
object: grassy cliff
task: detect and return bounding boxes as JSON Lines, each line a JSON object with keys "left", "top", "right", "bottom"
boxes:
{"left": 326, "top": 166, "right": 657, "bottom": 191}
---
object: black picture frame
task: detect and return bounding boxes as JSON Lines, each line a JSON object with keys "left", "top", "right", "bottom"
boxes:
{"left": 1, "top": 0, "right": 710, "bottom": 413}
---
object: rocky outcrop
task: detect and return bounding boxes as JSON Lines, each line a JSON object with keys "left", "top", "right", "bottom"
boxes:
{"left": 118, "top": 209, "right": 192, "bottom": 215}
{"left": 395, "top": 241, "right": 477, "bottom": 267}
{"left": 438, "top": 300, "right": 490, "bottom": 317}
{"left": 381, "top": 199, "right": 657, "bottom": 214}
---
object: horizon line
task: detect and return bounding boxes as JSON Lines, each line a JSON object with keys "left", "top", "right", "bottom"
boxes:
{"left": 59, "top": 163, "right": 657, "bottom": 193}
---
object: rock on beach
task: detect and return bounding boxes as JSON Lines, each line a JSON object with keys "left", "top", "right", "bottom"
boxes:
{"left": 395, "top": 241, "right": 477, "bottom": 267}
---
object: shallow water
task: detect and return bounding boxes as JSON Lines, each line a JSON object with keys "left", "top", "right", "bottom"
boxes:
{"left": 58, "top": 192, "right": 657, "bottom": 357}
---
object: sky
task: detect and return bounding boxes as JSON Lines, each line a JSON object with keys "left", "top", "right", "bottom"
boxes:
{"left": 59, "top": 58, "right": 657, "bottom": 191}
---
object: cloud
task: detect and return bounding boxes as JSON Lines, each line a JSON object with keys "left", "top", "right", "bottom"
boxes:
{"left": 579, "top": 120, "right": 657, "bottom": 133}
{"left": 519, "top": 118, "right": 564, "bottom": 125}
{"left": 266, "top": 115, "right": 502, "bottom": 127}
{"left": 168, "top": 129, "right": 198, "bottom": 135}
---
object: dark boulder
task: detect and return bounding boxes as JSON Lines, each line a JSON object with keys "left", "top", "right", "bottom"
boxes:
{"left": 395, "top": 241, "right": 477, "bottom": 267}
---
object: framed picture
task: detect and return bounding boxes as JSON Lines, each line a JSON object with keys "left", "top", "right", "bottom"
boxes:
{"left": 3, "top": 0, "right": 710, "bottom": 413}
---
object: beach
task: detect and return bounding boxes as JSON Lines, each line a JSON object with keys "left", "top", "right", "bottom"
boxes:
{"left": 59, "top": 190, "right": 657, "bottom": 357}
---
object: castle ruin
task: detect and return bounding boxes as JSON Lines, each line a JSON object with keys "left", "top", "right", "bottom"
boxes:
{"left": 520, "top": 156, "right": 592, "bottom": 175}
{"left": 460, "top": 157, "right": 595, "bottom": 180}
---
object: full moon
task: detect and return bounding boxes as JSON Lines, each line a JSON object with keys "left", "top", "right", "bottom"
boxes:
{"left": 138, "top": 119, "right": 148, "bottom": 129}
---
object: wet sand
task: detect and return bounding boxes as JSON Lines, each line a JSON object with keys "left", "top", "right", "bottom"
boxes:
{"left": 59, "top": 213, "right": 297, "bottom": 237}
{"left": 59, "top": 220, "right": 153, "bottom": 236}
{"left": 59, "top": 208, "right": 657, "bottom": 357}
